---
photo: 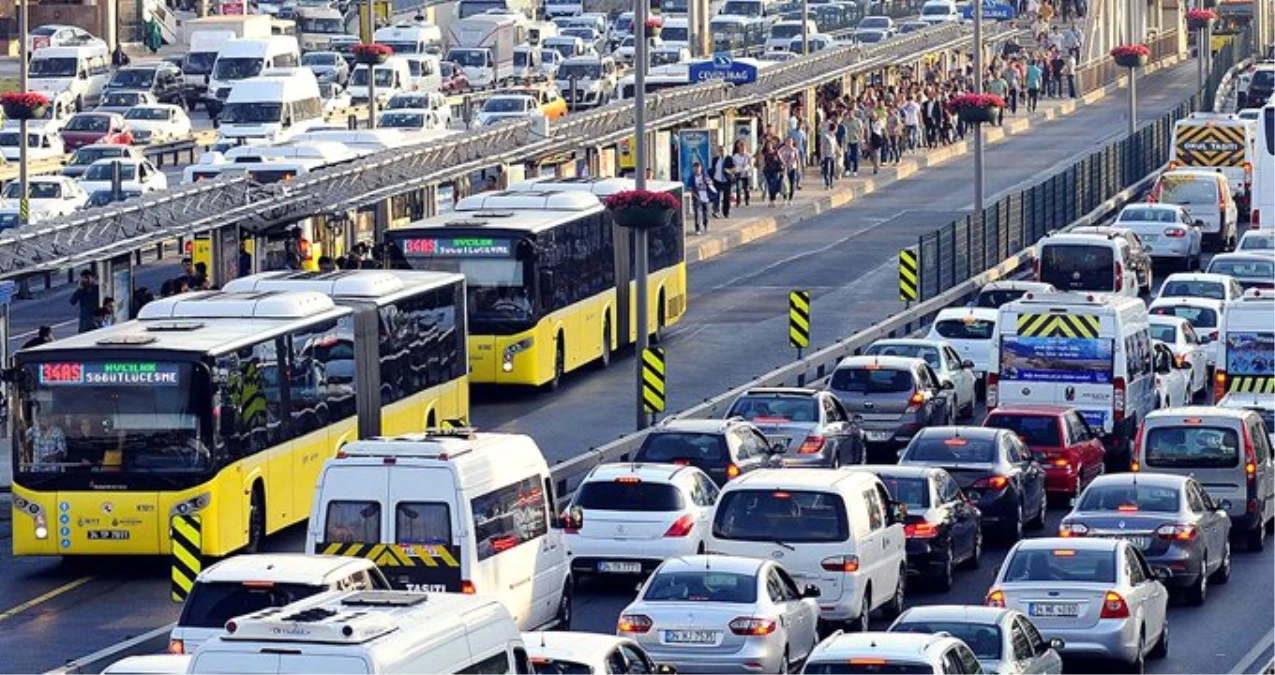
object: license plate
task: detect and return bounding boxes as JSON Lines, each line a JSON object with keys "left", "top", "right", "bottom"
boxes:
{"left": 1095, "top": 533, "right": 1151, "bottom": 549}
{"left": 87, "top": 530, "right": 130, "bottom": 540}
{"left": 1030, "top": 602, "right": 1079, "bottom": 618}
{"left": 597, "top": 561, "right": 642, "bottom": 573}
{"left": 865, "top": 431, "right": 892, "bottom": 442}
{"left": 1141, "top": 234, "right": 1159, "bottom": 242}
{"left": 665, "top": 630, "right": 719, "bottom": 644}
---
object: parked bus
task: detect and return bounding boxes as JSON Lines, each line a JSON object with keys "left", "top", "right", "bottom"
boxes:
{"left": 1253, "top": 102, "right": 1275, "bottom": 229}
{"left": 384, "top": 181, "right": 687, "bottom": 388}
{"left": 8, "top": 282, "right": 467, "bottom": 558}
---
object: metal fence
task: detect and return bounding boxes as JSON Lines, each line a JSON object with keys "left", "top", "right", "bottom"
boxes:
{"left": 917, "top": 29, "right": 1252, "bottom": 300}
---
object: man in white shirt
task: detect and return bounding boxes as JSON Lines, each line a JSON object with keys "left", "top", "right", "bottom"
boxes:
{"left": 900, "top": 96, "right": 921, "bottom": 151}
{"left": 1062, "top": 22, "right": 1083, "bottom": 59}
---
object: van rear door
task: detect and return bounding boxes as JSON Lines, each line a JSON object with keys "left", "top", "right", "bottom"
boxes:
{"left": 998, "top": 310, "right": 1117, "bottom": 434}
{"left": 384, "top": 466, "right": 463, "bottom": 592}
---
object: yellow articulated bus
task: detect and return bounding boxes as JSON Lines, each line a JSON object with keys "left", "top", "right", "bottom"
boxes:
{"left": 384, "top": 179, "right": 687, "bottom": 389}
{"left": 10, "top": 273, "right": 468, "bottom": 557}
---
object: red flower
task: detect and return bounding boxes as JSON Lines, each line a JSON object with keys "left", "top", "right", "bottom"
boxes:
{"left": 0, "top": 92, "right": 51, "bottom": 110}
{"left": 947, "top": 93, "right": 1007, "bottom": 111}
{"left": 1109, "top": 44, "right": 1150, "bottom": 58}
{"left": 603, "top": 189, "right": 681, "bottom": 211}
{"left": 352, "top": 43, "right": 394, "bottom": 58}
{"left": 644, "top": 17, "right": 664, "bottom": 29}
{"left": 1185, "top": 8, "right": 1217, "bottom": 21}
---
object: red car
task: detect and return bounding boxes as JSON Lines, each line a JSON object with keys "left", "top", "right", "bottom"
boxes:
{"left": 981, "top": 405, "right": 1106, "bottom": 504}
{"left": 60, "top": 112, "right": 133, "bottom": 151}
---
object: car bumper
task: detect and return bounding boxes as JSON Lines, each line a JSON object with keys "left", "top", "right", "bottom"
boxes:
{"left": 972, "top": 492, "right": 1016, "bottom": 523}
{"left": 640, "top": 647, "right": 781, "bottom": 674}
{"left": 1144, "top": 544, "right": 1206, "bottom": 588}
{"left": 859, "top": 421, "right": 922, "bottom": 446}
{"left": 1044, "top": 464, "right": 1081, "bottom": 495}
{"left": 777, "top": 452, "right": 834, "bottom": 468}
{"left": 1046, "top": 619, "right": 1141, "bottom": 662}
{"left": 904, "top": 538, "right": 950, "bottom": 571}
{"left": 567, "top": 538, "right": 701, "bottom": 575}
{"left": 1145, "top": 239, "right": 1193, "bottom": 258}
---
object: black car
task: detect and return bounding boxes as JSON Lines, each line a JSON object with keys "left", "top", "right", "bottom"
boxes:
{"left": 632, "top": 418, "right": 777, "bottom": 486}
{"left": 898, "top": 427, "right": 1048, "bottom": 543}
{"left": 105, "top": 63, "right": 189, "bottom": 107}
{"left": 1239, "top": 65, "right": 1272, "bottom": 109}
{"left": 867, "top": 464, "right": 983, "bottom": 590}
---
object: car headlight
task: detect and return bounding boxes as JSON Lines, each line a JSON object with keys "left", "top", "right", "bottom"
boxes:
{"left": 502, "top": 337, "right": 535, "bottom": 371}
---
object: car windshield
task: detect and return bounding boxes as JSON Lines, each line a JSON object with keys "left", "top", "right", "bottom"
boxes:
{"left": 124, "top": 107, "right": 170, "bottom": 121}
{"left": 1004, "top": 548, "right": 1117, "bottom": 583}
{"left": 29, "top": 57, "right": 77, "bottom": 77}
{"left": 575, "top": 480, "right": 685, "bottom": 511}
{"left": 1209, "top": 258, "right": 1275, "bottom": 280}
{"left": 0, "top": 212, "right": 21, "bottom": 229}
{"left": 727, "top": 395, "right": 819, "bottom": 423}
{"left": 83, "top": 162, "right": 138, "bottom": 181}
{"left": 301, "top": 17, "right": 344, "bottom": 32}
{"left": 387, "top": 95, "right": 427, "bottom": 109}
{"left": 101, "top": 91, "right": 143, "bottom": 107}
{"left": 661, "top": 26, "right": 689, "bottom": 41}
{"left": 66, "top": 115, "right": 111, "bottom": 132}
{"left": 448, "top": 49, "right": 487, "bottom": 67}
{"left": 860, "top": 16, "right": 890, "bottom": 27}
{"left": 379, "top": 111, "right": 426, "bottom": 128}
{"left": 1157, "top": 176, "right": 1217, "bottom": 204}
{"left": 933, "top": 317, "right": 995, "bottom": 340}
{"left": 1040, "top": 243, "right": 1115, "bottom": 291}
{"left": 643, "top": 570, "right": 758, "bottom": 603}
{"left": 1240, "top": 234, "right": 1275, "bottom": 251}
{"left": 558, "top": 62, "right": 601, "bottom": 79}
{"left": 1078, "top": 483, "right": 1181, "bottom": 512}
{"left": 213, "top": 57, "right": 264, "bottom": 80}
{"left": 637, "top": 432, "right": 728, "bottom": 464}
{"left": 2, "top": 182, "right": 62, "bottom": 199}
{"left": 302, "top": 52, "right": 338, "bottom": 65}
{"left": 220, "top": 102, "right": 283, "bottom": 124}
{"left": 893, "top": 621, "right": 1002, "bottom": 661}
{"left": 974, "top": 289, "right": 1028, "bottom": 308}
{"left": 185, "top": 51, "right": 218, "bottom": 72}
{"left": 513, "top": 50, "right": 531, "bottom": 67}
{"left": 906, "top": 435, "right": 998, "bottom": 463}
{"left": 86, "top": 190, "right": 142, "bottom": 207}
{"left": 984, "top": 414, "right": 1062, "bottom": 447}
{"left": 1120, "top": 207, "right": 1178, "bottom": 223}
{"left": 771, "top": 23, "right": 804, "bottom": 38}
{"left": 109, "top": 69, "right": 154, "bottom": 88}
{"left": 921, "top": 3, "right": 950, "bottom": 13}
{"left": 722, "top": 0, "right": 763, "bottom": 14}
{"left": 483, "top": 97, "right": 529, "bottom": 112}
{"left": 351, "top": 67, "right": 395, "bottom": 86}
{"left": 864, "top": 343, "right": 941, "bottom": 369}
{"left": 562, "top": 28, "right": 594, "bottom": 40}
{"left": 1253, "top": 70, "right": 1275, "bottom": 87}
{"left": 879, "top": 476, "right": 930, "bottom": 509}
{"left": 0, "top": 132, "right": 42, "bottom": 146}
{"left": 805, "top": 663, "right": 933, "bottom": 674}
{"left": 857, "top": 30, "right": 886, "bottom": 42}
{"left": 713, "top": 489, "right": 849, "bottom": 542}
{"left": 1159, "top": 279, "right": 1226, "bottom": 300}
{"left": 178, "top": 581, "right": 326, "bottom": 629}
{"left": 1150, "top": 304, "right": 1218, "bottom": 328}
{"left": 830, "top": 366, "right": 914, "bottom": 393}
{"left": 1145, "top": 425, "right": 1240, "bottom": 468}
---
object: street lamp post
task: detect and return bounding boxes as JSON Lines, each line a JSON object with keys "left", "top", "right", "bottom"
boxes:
{"left": 801, "top": 0, "right": 810, "bottom": 55}
{"left": 633, "top": 0, "right": 651, "bottom": 430}
{"left": 365, "top": 0, "right": 378, "bottom": 129}
{"left": 17, "top": 0, "right": 30, "bottom": 230}
{"left": 972, "top": 0, "right": 985, "bottom": 219}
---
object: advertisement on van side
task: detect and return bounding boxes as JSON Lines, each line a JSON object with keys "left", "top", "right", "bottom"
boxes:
{"left": 1226, "top": 331, "right": 1275, "bottom": 375}
{"left": 999, "top": 336, "right": 1115, "bottom": 384}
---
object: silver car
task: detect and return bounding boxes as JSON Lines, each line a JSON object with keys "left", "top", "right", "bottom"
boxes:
{"left": 618, "top": 555, "right": 821, "bottom": 674}
{"left": 987, "top": 538, "right": 1169, "bottom": 672}
{"left": 724, "top": 387, "right": 866, "bottom": 467}
{"left": 1112, "top": 203, "right": 1203, "bottom": 272}
{"left": 889, "top": 605, "right": 1064, "bottom": 674}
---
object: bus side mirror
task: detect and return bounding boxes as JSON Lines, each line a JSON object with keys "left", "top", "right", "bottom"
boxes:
{"left": 219, "top": 405, "right": 237, "bottom": 436}
{"left": 540, "top": 270, "right": 555, "bottom": 293}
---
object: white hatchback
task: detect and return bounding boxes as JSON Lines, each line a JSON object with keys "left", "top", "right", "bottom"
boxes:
{"left": 925, "top": 307, "right": 999, "bottom": 385}
{"left": 1148, "top": 295, "right": 1226, "bottom": 367}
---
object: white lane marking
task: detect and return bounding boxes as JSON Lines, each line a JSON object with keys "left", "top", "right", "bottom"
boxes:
{"left": 1230, "top": 627, "right": 1275, "bottom": 674}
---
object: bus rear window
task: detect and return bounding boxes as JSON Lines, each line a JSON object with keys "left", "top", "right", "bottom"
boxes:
{"left": 179, "top": 581, "right": 324, "bottom": 628}
{"left": 1145, "top": 425, "right": 1240, "bottom": 468}
{"left": 1039, "top": 244, "right": 1115, "bottom": 291}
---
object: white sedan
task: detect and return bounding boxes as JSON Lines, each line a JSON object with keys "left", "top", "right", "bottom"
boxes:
{"left": 862, "top": 338, "right": 978, "bottom": 420}
{"left": 475, "top": 94, "right": 541, "bottom": 126}
{"left": 1112, "top": 202, "right": 1203, "bottom": 271}
{"left": 123, "top": 104, "right": 193, "bottom": 144}
{"left": 0, "top": 175, "right": 88, "bottom": 218}
{"left": 78, "top": 158, "right": 168, "bottom": 194}
{"left": 1148, "top": 314, "right": 1209, "bottom": 400}
{"left": 377, "top": 108, "right": 442, "bottom": 131}
{"left": 1148, "top": 295, "right": 1226, "bottom": 367}
{"left": 1152, "top": 341, "right": 1192, "bottom": 408}
{"left": 0, "top": 126, "right": 64, "bottom": 161}
{"left": 1238, "top": 229, "right": 1275, "bottom": 254}
{"left": 522, "top": 632, "right": 670, "bottom": 674}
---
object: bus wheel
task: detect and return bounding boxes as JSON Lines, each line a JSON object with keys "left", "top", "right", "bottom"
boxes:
{"left": 651, "top": 294, "right": 667, "bottom": 344}
{"left": 544, "top": 337, "right": 565, "bottom": 392}
{"left": 244, "top": 485, "right": 265, "bottom": 554}
{"left": 598, "top": 320, "right": 612, "bottom": 370}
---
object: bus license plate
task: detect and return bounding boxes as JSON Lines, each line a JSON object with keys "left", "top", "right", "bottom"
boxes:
{"left": 1031, "top": 603, "right": 1079, "bottom": 618}
{"left": 598, "top": 561, "right": 642, "bottom": 573}
{"left": 87, "top": 530, "right": 130, "bottom": 540}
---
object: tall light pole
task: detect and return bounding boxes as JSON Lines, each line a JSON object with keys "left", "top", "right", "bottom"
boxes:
{"left": 365, "top": 0, "right": 378, "bottom": 129}
{"left": 1127, "top": 3, "right": 1137, "bottom": 137}
{"left": 801, "top": 0, "right": 810, "bottom": 55}
{"left": 633, "top": 0, "right": 651, "bottom": 430}
{"left": 972, "top": 0, "right": 985, "bottom": 219}
{"left": 17, "top": 0, "right": 30, "bottom": 229}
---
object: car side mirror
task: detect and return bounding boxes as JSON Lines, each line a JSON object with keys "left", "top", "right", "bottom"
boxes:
{"left": 769, "top": 442, "right": 787, "bottom": 454}
{"left": 940, "top": 380, "right": 955, "bottom": 390}
{"left": 656, "top": 665, "right": 678, "bottom": 675}
{"left": 961, "top": 359, "right": 975, "bottom": 369}
{"left": 802, "top": 584, "right": 821, "bottom": 599}
{"left": 1151, "top": 566, "right": 1173, "bottom": 582}
{"left": 1219, "top": 499, "right": 1233, "bottom": 511}
{"left": 1048, "top": 637, "right": 1065, "bottom": 651}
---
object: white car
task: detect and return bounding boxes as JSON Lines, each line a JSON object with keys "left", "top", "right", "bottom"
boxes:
{"left": 1148, "top": 295, "right": 1226, "bottom": 366}
{"left": 889, "top": 606, "right": 1065, "bottom": 674}
{"left": 100, "top": 655, "right": 192, "bottom": 675}
{"left": 1217, "top": 392, "right": 1275, "bottom": 444}
{"left": 1148, "top": 314, "right": 1209, "bottom": 400}
{"left": 475, "top": 94, "right": 540, "bottom": 126}
{"left": 564, "top": 462, "right": 718, "bottom": 582}
{"left": 539, "top": 48, "right": 565, "bottom": 77}
{"left": 919, "top": 0, "right": 961, "bottom": 23}
{"left": 925, "top": 306, "right": 998, "bottom": 385}
{"left": 61, "top": 143, "right": 146, "bottom": 178}
{"left": 95, "top": 89, "right": 159, "bottom": 115}
{"left": 1152, "top": 341, "right": 1192, "bottom": 408}
{"left": 0, "top": 126, "right": 64, "bottom": 161}
{"left": 377, "top": 108, "right": 443, "bottom": 131}
{"left": 123, "top": 104, "right": 193, "bottom": 144}
{"left": 972, "top": 280, "right": 1056, "bottom": 308}
{"left": 987, "top": 538, "right": 1169, "bottom": 672}
{"left": 804, "top": 631, "right": 984, "bottom": 674}
{"left": 1157, "top": 272, "right": 1245, "bottom": 303}
{"left": 1238, "top": 229, "right": 1275, "bottom": 254}
{"left": 863, "top": 338, "right": 978, "bottom": 420}
{"left": 0, "top": 175, "right": 88, "bottom": 218}
{"left": 522, "top": 632, "right": 670, "bottom": 674}
{"left": 27, "top": 24, "right": 104, "bottom": 54}
{"left": 1113, "top": 202, "right": 1204, "bottom": 271}
{"left": 78, "top": 158, "right": 168, "bottom": 194}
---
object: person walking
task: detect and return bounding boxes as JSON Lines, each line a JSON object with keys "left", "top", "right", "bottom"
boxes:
{"left": 710, "top": 145, "right": 732, "bottom": 218}
{"left": 778, "top": 137, "right": 801, "bottom": 203}
{"left": 1025, "top": 58, "right": 1043, "bottom": 111}
{"left": 1063, "top": 52, "right": 1077, "bottom": 98}
{"left": 985, "top": 70, "right": 1009, "bottom": 125}
{"left": 1005, "top": 60, "right": 1022, "bottom": 114}
{"left": 885, "top": 106, "right": 902, "bottom": 164}
{"left": 1062, "top": 22, "right": 1083, "bottom": 60}
{"left": 761, "top": 140, "right": 784, "bottom": 206}
{"left": 731, "top": 139, "right": 752, "bottom": 207}
{"left": 686, "top": 160, "right": 715, "bottom": 234}
{"left": 922, "top": 89, "right": 943, "bottom": 148}
{"left": 69, "top": 269, "right": 100, "bottom": 334}
{"left": 868, "top": 108, "right": 886, "bottom": 174}
{"left": 900, "top": 95, "right": 921, "bottom": 152}
{"left": 819, "top": 120, "right": 840, "bottom": 188}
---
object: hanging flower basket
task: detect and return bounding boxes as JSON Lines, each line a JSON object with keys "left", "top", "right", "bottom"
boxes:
{"left": 1185, "top": 8, "right": 1217, "bottom": 30}
{"left": 352, "top": 43, "right": 393, "bottom": 65}
{"left": 603, "top": 189, "right": 680, "bottom": 229}
{"left": 0, "top": 92, "right": 50, "bottom": 121}
{"left": 644, "top": 17, "right": 664, "bottom": 37}
{"left": 948, "top": 93, "right": 1006, "bottom": 125}
{"left": 1110, "top": 44, "right": 1150, "bottom": 68}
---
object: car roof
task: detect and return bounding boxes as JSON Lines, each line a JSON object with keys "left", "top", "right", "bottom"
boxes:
{"left": 868, "top": 338, "right": 945, "bottom": 349}
{"left": 197, "top": 554, "right": 374, "bottom": 583}
{"left": 1212, "top": 252, "right": 1275, "bottom": 263}
{"left": 1085, "top": 473, "right": 1188, "bottom": 490}
{"left": 1145, "top": 405, "right": 1253, "bottom": 421}
{"left": 1149, "top": 295, "right": 1225, "bottom": 309}
{"left": 522, "top": 632, "right": 631, "bottom": 661}
{"left": 896, "top": 604, "right": 1011, "bottom": 625}
{"left": 1040, "top": 231, "right": 1125, "bottom": 247}
{"left": 585, "top": 462, "right": 694, "bottom": 484}
{"left": 862, "top": 464, "right": 939, "bottom": 479}
{"left": 740, "top": 387, "right": 822, "bottom": 397}
{"left": 1218, "top": 392, "right": 1275, "bottom": 410}
{"left": 916, "top": 426, "right": 1004, "bottom": 441}
{"left": 1121, "top": 202, "right": 1181, "bottom": 211}
{"left": 835, "top": 354, "right": 923, "bottom": 370}
{"left": 810, "top": 632, "right": 958, "bottom": 662}
{"left": 986, "top": 404, "right": 1073, "bottom": 416}
{"left": 730, "top": 467, "right": 878, "bottom": 491}
{"left": 980, "top": 280, "right": 1054, "bottom": 292}
{"left": 934, "top": 306, "right": 999, "bottom": 321}
{"left": 653, "top": 418, "right": 747, "bottom": 434}
{"left": 657, "top": 554, "right": 764, "bottom": 575}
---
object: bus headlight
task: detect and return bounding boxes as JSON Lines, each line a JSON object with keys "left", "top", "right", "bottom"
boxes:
{"left": 502, "top": 338, "right": 535, "bottom": 371}
{"left": 170, "top": 492, "right": 212, "bottom": 517}
{"left": 34, "top": 514, "right": 48, "bottom": 540}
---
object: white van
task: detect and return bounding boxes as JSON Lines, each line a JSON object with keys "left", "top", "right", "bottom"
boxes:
{"left": 185, "top": 30, "right": 236, "bottom": 106}
{"left": 1036, "top": 231, "right": 1141, "bottom": 298}
{"left": 991, "top": 291, "right": 1157, "bottom": 470}
{"left": 1215, "top": 288, "right": 1275, "bottom": 400}
{"left": 305, "top": 429, "right": 572, "bottom": 631}
{"left": 393, "top": 54, "right": 442, "bottom": 94}
{"left": 348, "top": 59, "right": 415, "bottom": 107}
{"left": 183, "top": 140, "right": 359, "bottom": 183}
{"left": 27, "top": 44, "right": 110, "bottom": 111}
{"left": 706, "top": 469, "right": 908, "bottom": 631}
{"left": 297, "top": 5, "right": 346, "bottom": 51}
{"left": 187, "top": 590, "right": 529, "bottom": 674}
{"left": 1253, "top": 103, "right": 1275, "bottom": 229}
{"left": 375, "top": 22, "right": 444, "bottom": 55}
{"left": 1150, "top": 168, "right": 1240, "bottom": 250}
{"left": 207, "top": 36, "right": 302, "bottom": 115}
{"left": 218, "top": 70, "right": 324, "bottom": 143}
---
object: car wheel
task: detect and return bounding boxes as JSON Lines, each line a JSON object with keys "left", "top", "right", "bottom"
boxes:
{"left": 881, "top": 568, "right": 905, "bottom": 618}
{"left": 853, "top": 590, "right": 871, "bottom": 632}
{"left": 1027, "top": 490, "right": 1047, "bottom": 530}
{"left": 933, "top": 544, "right": 954, "bottom": 591}
{"left": 1184, "top": 555, "right": 1208, "bottom": 606}
{"left": 1212, "top": 540, "right": 1232, "bottom": 584}
{"left": 962, "top": 527, "right": 983, "bottom": 569}
{"left": 1002, "top": 501, "right": 1023, "bottom": 543}
{"left": 1247, "top": 522, "right": 1266, "bottom": 552}
{"left": 1127, "top": 630, "right": 1146, "bottom": 674}
{"left": 553, "top": 582, "right": 572, "bottom": 630}
{"left": 1149, "top": 617, "right": 1169, "bottom": 660}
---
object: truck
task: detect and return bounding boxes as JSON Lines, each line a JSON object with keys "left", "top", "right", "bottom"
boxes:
{"left": 297, "top": 5, "right": 348, "bottom": 51}
{"left": 1170, "top": 112, "right": 1258, "bottom": 218}
{"left": 444, "top": 14, "right": 521, "bottom": 88}
{"left": 183, "top": 30, "right": 235, "bottom": 107}
{"left": 181, "top": 14, "right": 274, "bottom": 44}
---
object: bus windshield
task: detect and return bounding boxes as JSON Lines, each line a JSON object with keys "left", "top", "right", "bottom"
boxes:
{"left": 15, "top": 360, "right": 209, "bottom": 479}
{"left": 388, "top": 233, "right": 533, "bottom": 331}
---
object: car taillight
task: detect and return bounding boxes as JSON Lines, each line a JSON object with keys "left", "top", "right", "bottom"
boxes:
{"left": 1113, "top": 377, "right": 1126, "bottom": 423}
{"left": 618, "top": 614, "right": 653, "bottom": 633}
{"left": 1115, "top": 262, "right": 1124, "bottom": 291}
{"left": 1101, "top": 591, "right": 1130, "bottom": 619}
{"left": 663, "top": 514, "right": 695, "bottom": 537}
{"left": 562, "top": 510, "right": 582, "bottom": 534}
{"left": 1155, "top": 523, "right": 1198, "bottom": 541}
{"left": 986, "top": 589, "right": 1005, "bottom": 607}
{"left": 726, "top": 463, "right": 740, "bottom": 479}
{"left": 1164, "top": 228, "right": 1187, "bottom": 238}
{"left": 1059, "top": 522, "right": 1089, "bottom": 537}
{"left": 461, "top": 580, "right": 477, "bottom": 595}
{"left": 1215, "top": 370, "right": 1228, "bottom": 406}
{"left": 1242, "top": 423, "right": 1258, "bottom": 486}
{"left": 1253, "top": 208, "right": 1261, "bottom": 227}
{"left": 797, "top": 436, "right": 826, "bottom": 454}
{"left": 906, "top": 390, "right": 925, "bottom": 413}
{"left": 167, "top": 640, "right": 185, "bottom": 655}
{"left": 1033, "top": 258, "right": 1041, "bottom": 280}
{"left": 986, "top": 372, "right": 999, "bottom": 407}
{"left": 904, "top": 522, "right": 939, "bottom": 538}
{"left": 821, "top": 555, "right": 860, "bottom": 572}
{"left": 973, "top": 475, "right": 1010, "bottom": 491}
{"left": 1131, "top": 421, "right": 1145, "bottom": 473}
{"left": 728, "top": 617, "right": 778, "bottom": 636}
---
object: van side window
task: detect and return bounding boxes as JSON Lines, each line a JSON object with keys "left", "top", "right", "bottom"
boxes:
{"left": 395, "top": 502, "right": 452, "bottom": 544}
{"left": 324, "top": 500, "right": 380, "bottom": 543}
{"left": 863, "top": 490, "right": 884, "bottom": 531}
{"left": 470, "top": 476, "right": 548, "bottom": 561}
{"left": 459, "top": 650, "right": 511, "bottom": 674}
{"left": 513, "top": 647, "right": 533, "bottom": 675}
{"left": 1250, "top": 416, "right": 1272, "bottom": 462}
{"left": 1185, "top": 484, "right": 1205, "bottom": 513}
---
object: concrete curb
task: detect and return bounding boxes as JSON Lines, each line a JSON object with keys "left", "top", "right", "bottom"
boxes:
{"left": 686, "top": 53, "right": 1187, "bottom": 265}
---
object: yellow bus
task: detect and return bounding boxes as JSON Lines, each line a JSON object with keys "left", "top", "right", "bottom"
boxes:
{"left": 384, "top": 180, "right": 688, "bottom": 389}
{"left": 9, "top": 272, "right": 468, "bottom": 558}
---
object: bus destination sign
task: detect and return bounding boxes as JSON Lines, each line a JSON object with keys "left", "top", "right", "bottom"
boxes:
{"left": 401, "top": 238, "right": 513, "bottom": 257}
{"left": 39, "top": 362, "right": 181, "bottom": 387}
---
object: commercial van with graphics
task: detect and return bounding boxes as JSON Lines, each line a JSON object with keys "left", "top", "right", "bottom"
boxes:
{"left": 990, "top": 292, "right": 1156, "bottom": 470}
{"left": 1215, "top": 288, "right": 1275, "bottom": 400}
{"left": 304, "top": 428, "right": 572, "bottom": 631}
{"left": 1170, "top": 112, "right": 1256, "bottom": 218}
